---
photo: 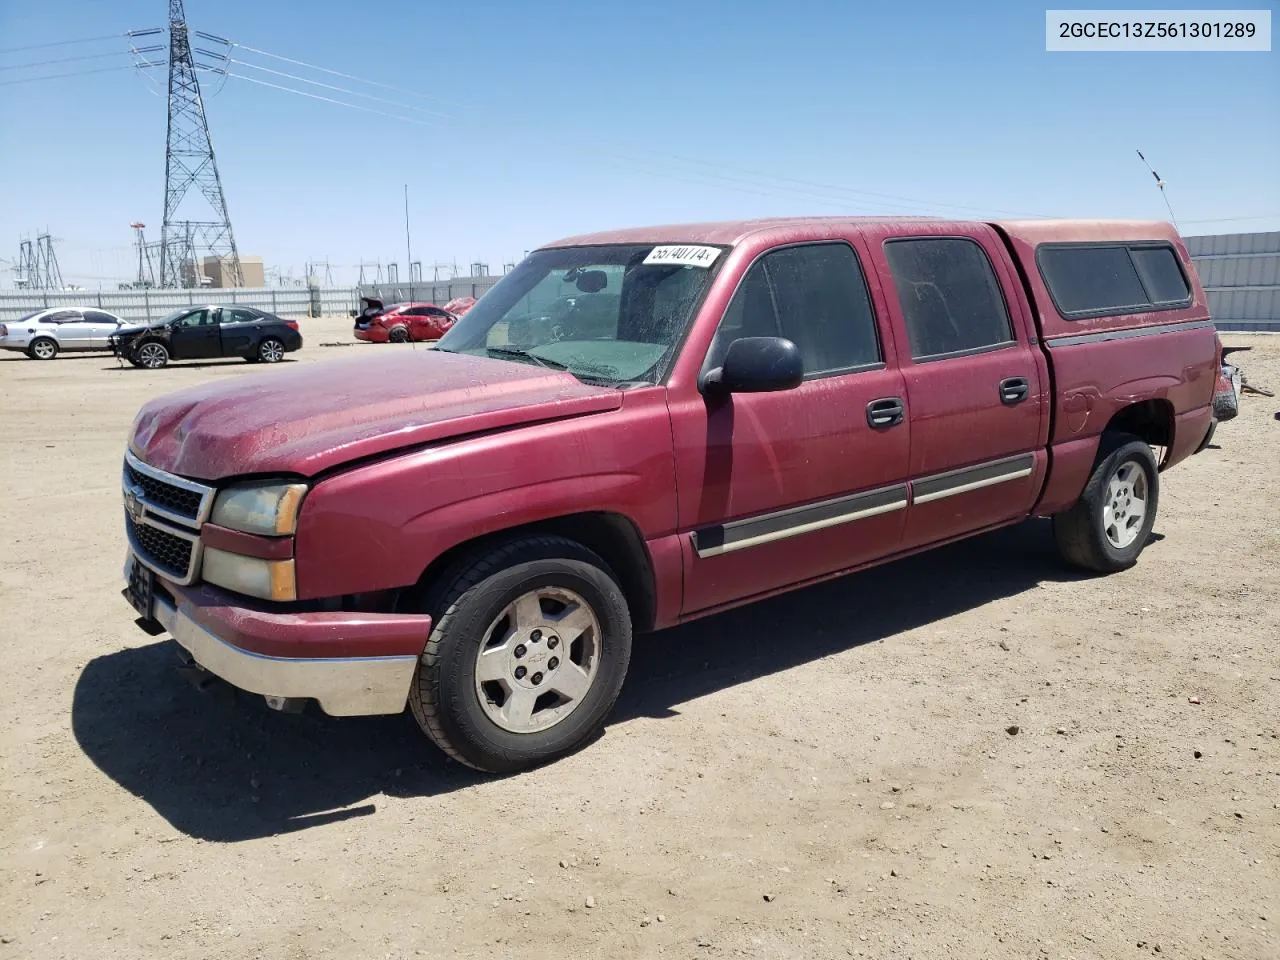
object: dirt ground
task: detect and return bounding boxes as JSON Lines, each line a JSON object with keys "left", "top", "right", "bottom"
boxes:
{"left": 1, "top": 319, "right": 1277, "bottom": 960}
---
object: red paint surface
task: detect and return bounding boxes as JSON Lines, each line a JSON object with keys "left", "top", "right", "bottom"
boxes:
{"left": 128, "top": 349, "right": 622, "bottom": 480}
{"left": 170, "top": 581, "right": 432, "bottom": 658}
{"left": 129, "top": 215, "right": 1218, "bottom": 648}
{"left": 201, "top": 523, "right": 294, "bottom": 560}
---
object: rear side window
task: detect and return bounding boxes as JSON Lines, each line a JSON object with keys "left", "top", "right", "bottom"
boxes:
{"left": 42, "top": 310, "right": 80, "bottom": 323}
{"left": 883, "top": 237, "right": 1014, "bottom": 361}
{"left": 706, "top": 242, "right": 882, "bottom": 378}
{"left": 1037, "top": 243, "right": 1191, "bottom": 319}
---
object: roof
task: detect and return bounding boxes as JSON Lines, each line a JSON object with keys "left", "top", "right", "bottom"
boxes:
{"left": 543, "top": 216, "right": 948, "bottom": 249}
{"left": 543, "top": 216, "right": 1180, "bottom": 249}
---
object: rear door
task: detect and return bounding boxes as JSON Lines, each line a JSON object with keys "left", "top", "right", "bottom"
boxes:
{"left": 82, "top": 309, "right": 123, "bottom": 349}
{"left": 168, "top": 308, "right": 222, "bottom": 359}
{"left": 865, "top": 225, "right": 1048, "bottom": 550}
{"left": 672, "top": 239, "right": 911, "bottom": 615}
{"left": 218, "top": 307, "right": 263, "bottom": 354}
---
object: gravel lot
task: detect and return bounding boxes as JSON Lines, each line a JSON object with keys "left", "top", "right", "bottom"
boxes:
{"left": 2, "top": 319, "right": 1277, "bottom": 960}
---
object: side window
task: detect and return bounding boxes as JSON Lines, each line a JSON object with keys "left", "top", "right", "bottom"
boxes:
{"left": 225, "top": 308, "right": 259, "bottom": 324}
{"left": 83, "top": 310, "right": 117, "bottom": 324}
{"left": 43, "top": 310, "right": 80, "bottom": 323}
{"left": 1036, "top": 243, "right": 1191, "bottom": 319}
{"left": 175, "top": 309, "right": 211, "bottom": 327}
{"left": 883, "top": 237, "right": 1014, "bottom": 361}
{"left": 706, "top": 242, "right": 882, "bottom": 377}
{"left": 1129, "top": 246, "right": 1190, "bottom": 304}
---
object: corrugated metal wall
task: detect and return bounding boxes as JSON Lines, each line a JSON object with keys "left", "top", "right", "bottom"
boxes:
{"left": 0, "top": 286, "right": 358, "bottom": 324}
{"left": 355, "top": 278, "right": 502, "bottom": 306}
{"left": 1186, "top": 231, "right": 1280, "bottom": 334}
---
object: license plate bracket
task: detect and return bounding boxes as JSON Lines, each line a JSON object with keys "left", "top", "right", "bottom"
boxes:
{"left": 123, "top": 555, "right": 157, "bottom": 624}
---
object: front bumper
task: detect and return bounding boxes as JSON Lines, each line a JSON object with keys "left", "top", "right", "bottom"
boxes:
{"left": 129, "top": 559, "right": 431, "bottom": 716}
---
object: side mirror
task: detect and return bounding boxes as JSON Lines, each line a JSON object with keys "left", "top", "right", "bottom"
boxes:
{"left": 701, "top": 336, "right": 804, "bottom": 396}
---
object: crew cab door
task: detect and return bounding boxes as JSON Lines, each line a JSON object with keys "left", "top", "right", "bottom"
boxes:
{"left": 865, "top": 225, "right": 1049, "bottom": 550}
{"left": 168, "top": 308, "right": 221, "bottom": 359}
{"left": 670, "top": 239, "right": 911, "bottom": 615}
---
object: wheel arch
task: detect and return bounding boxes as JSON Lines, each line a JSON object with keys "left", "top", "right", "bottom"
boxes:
{"left": 1101, "top": 398, "right": 1175, "bottom": 467}
{"left": 402, "top": 510, "right": 658, "bottom": 633}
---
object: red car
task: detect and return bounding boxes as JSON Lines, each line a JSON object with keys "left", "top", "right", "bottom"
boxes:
{"left": 122, "top": 216, "right": 1219, "bottom": 774}
{"left": 352, "top": 297, "right": 473, "bottom": 343}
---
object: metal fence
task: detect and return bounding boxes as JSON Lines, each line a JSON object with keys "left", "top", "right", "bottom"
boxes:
{"left": 0, "top": 285, "right": 359, "bottom": 324}
{"left": 1187, "top": 231, "right": 1280, "bottom": 334}
{"left": 355, "top": 278, "right": 503, "bottom": 306}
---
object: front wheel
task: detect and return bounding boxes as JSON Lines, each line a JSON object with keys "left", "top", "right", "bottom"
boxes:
{"left": 1053, "top": 434, "right": 1159, "bottom": 573}
{"left": 407, "top": 536, "right": 633, "bottom": 773}
{"left": 134, "top": 340, "right": 170, "bottom": 369}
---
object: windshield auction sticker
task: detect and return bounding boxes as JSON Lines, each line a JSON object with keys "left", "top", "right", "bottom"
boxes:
{"left": 1046, "top": 9, "right": 1271, "bottom": 50}
{"left": 643, "top": 245, "right": 722, "bottom": 268}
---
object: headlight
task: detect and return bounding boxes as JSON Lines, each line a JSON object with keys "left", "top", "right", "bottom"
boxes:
{"left": 210, "top": 481, "right": 307, "bottom": 536}
{"left": 202, "top": 547, "right": 297, "bottom": 601}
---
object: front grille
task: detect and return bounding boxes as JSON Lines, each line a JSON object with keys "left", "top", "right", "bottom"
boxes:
{"left": 123, "top": 460, "right": 205, "bottom": 521}
{"left": 122, "top": 452, "right": 212, "bottom": 584}
{"left": 126, "top": 514, "right": 195, "bottom": 580}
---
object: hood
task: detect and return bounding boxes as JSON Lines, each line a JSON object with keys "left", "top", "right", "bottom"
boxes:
{"left": 113, "top": 322, "right": 161, "bottom": 338}
{"left": 128, "top": 350, "right": 623, "bottom": 481}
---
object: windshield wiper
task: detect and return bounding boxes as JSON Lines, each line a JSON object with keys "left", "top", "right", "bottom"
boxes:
{"left": 485, "top": 346, "right": 569, "bottom": 371}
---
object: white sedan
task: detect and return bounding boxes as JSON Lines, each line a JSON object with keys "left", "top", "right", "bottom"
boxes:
{"left": 0, "top": 307, "right": 129, "bottom": 360}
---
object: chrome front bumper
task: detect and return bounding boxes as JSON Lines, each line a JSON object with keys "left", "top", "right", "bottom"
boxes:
{"left": 151, "top": 590, "right": 419, "bottom": 717}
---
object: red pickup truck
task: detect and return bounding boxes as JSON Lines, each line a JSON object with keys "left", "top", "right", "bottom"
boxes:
{"left": 120, "top": 216, "right": 1221, "bottom": 773}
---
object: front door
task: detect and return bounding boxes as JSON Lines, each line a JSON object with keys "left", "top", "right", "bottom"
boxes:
{"left": 670, "top": 239, "right": 912, "bottom": 616}
{"left": 50, "top": 310, "right": 94, "bottom": 349}
{"left": 168, "top": 308, "right": 222, "bottom": 359}
{"left": 864, "top": 226, "right": 1049, "bottom": 550}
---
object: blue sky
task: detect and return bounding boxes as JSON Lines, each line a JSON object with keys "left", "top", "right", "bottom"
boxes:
{"left": 1, "top": 0, "right": 1277, "bottom": 288}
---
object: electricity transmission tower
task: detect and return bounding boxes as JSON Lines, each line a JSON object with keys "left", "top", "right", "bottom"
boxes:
{"left": 15, "top": 236, "right": 63, "bottom": 289}
{"left": 131, "top": 223, "right": 157, "bottom": 287}
{"left": 159, "top": 0, "right": 242, "bottom": 288}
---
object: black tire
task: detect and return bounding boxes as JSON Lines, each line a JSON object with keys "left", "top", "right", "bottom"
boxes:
{"left": 133, "top": 340, "right": 170, "bottom": 369}
{"left": 27, "top": 337, "right": 58, "bottom": 360}
{"left": 1052, "top": 433, "right": 1160, "bottom": 574}
{"left": 388, "top": 326, "right": 410, "bottom": 344}
{"left": 407, "top": 535, "right": 633, "bottom": 773}
{"left": 258, "top": 338, "right": 285, "bottom": 363}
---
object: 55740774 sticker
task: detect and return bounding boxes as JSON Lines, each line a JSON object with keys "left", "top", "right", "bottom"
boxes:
{"left": 642, "top": 245, "right": 722, "bottom": 268}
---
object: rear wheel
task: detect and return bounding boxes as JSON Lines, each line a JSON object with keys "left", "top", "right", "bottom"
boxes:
{"left": 27, "top": 337, "right": 58, "bottom": 360}
{"left": 1053, "top": 434, "right": 1159, "bottom": 573}
{"left": 407, "top": 536, "right": 633, "bottom": 773}
{"left": 134, "top": 340, "right": 170, "bottom": 369}
{"left": 388, "top": 326, "right": 410, "bottom": 344}
{"left": 258, "top": 338, "right": 285, "bottom": 363}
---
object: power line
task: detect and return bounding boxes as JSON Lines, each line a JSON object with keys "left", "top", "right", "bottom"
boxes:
{"left": 231, "top": 41, "right": 451, "bottom": 105}
{"left": 0, "top": 32, "right": 134, "bottom": 55}
{"left": 1181, "top": 214, "right": 1280, "bottom": 224}
{"left": 228, "top": 57, "right": 451, "bottom": 118}
{"left": 0, "top": 62, "right": 162, "bottom": 87}
{"left": 225, "top": 37, "right": 1053, "bottom": 218}
{"left": 0, "top": 50, "right": 137, "bottom": 71}
{"left": 221, "top": 71, "right": 442, "bottom": 127}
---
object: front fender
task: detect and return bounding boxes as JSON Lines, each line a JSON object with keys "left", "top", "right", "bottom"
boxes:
{"left": 292, "top": 390, "right": 678, "bottom": 600}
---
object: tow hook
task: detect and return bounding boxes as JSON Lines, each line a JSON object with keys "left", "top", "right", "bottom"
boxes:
{"left": 263, "top": 695, "right": 307, "bottom": 713}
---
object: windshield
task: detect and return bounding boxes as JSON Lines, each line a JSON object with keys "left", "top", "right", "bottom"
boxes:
{"left": 152, "top": 308, "right": 191, "bottom": 326}
{"left": 436, "top": 243, "right": 725, "bottom": 385}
